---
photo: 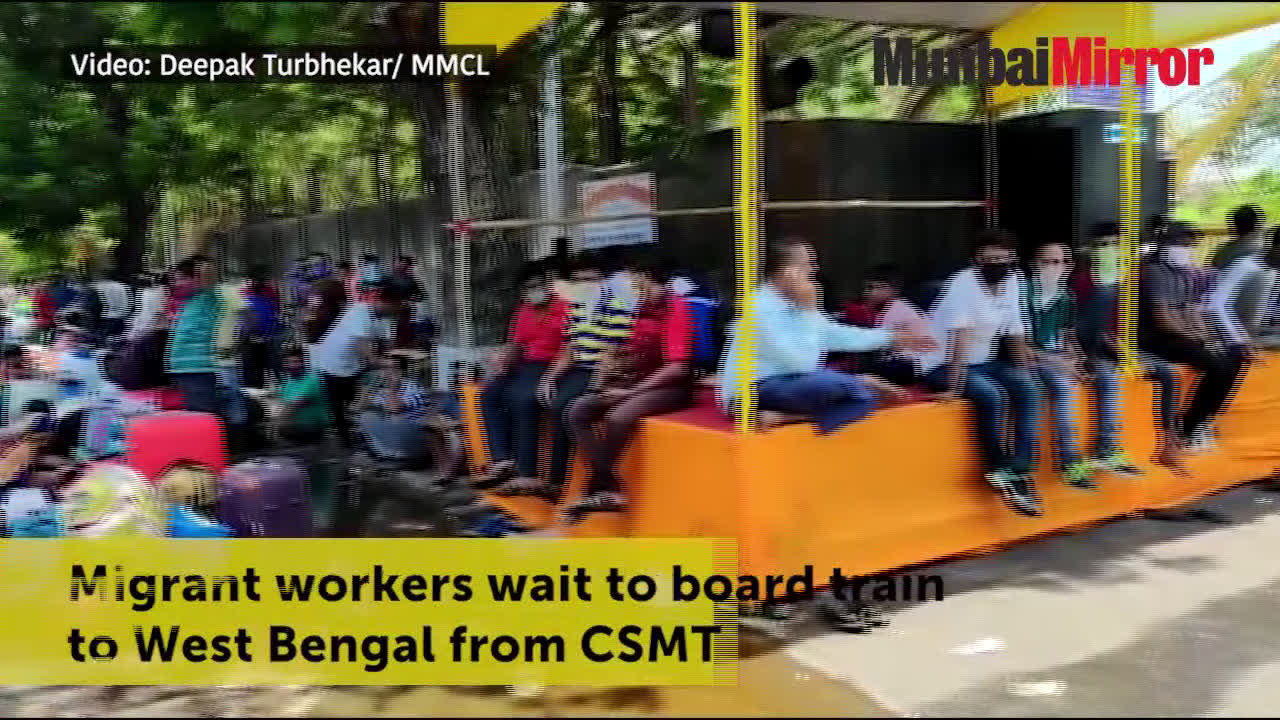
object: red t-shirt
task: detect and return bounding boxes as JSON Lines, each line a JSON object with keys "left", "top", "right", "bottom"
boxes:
{"left": 624, "top": 292, "right": 692, "bottom": 378}
{"left": 509, "top": 298, "right": 570, "bottom": 363}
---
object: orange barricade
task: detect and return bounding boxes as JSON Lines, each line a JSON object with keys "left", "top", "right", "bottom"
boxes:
{"left": 458, "top": 352, "right": 1280, "bottom": 577}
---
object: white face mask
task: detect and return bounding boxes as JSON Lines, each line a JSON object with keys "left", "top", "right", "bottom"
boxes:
{"left": 565, "top": 279, "right": 602, "bottom": 306}
{"left": 1164, "top": 246, "right": 1195, "bottom": 268}
{"left": 1036, "top": 266, "right": 1065, "bottom": 290}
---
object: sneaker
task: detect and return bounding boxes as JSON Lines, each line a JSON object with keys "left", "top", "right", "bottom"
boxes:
{"left": 1011, "top": 473, "right": 1044, "bottom": 516}
{"left": 1095, "top": 451, "right": 1142, "bottom": 478}
{"left": 815, "top": 592, "right": 871, "bottom": 633}
{"left": 1063, "top": 460, "right": 1099, "bottom": 491}
{"left": 853, "top": 604, "right": 889, "bottom": 628}
{"left": 1016, "top": 472, "right": 1043, "bottom": 505}
{"left": 985, "top": 469, "right": 1042, "bottom": 517}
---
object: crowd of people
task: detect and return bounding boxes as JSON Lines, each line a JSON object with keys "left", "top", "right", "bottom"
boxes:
{"left": 3, "top": 205, "right": 1279, "bottom": 530}
{"left": 730, "top": 206, "right": 1280, "bottom": 517}
{"left": 0, "top": 250, "right": 440, "bottom": 494}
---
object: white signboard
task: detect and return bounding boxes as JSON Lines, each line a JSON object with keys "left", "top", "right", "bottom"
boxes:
{"left": 578, "top": 172, "right": 656, "bottom": 250}
{"left": 1103, "top": 123, "right": 1148, "bottom": 145}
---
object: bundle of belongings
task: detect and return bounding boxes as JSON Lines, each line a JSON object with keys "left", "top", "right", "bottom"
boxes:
{"left": 0, "top": 401, "right": 231, "bottom": 538}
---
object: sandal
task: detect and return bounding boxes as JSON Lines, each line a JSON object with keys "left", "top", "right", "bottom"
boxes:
{"left": 561, "top": 492, "right": 627, "bottom": 524}
{"left": 493, "top": 477, "right": 557, "bottom": 500}
{"left": 473, "top": 461, "right": 516, "bottom": 490}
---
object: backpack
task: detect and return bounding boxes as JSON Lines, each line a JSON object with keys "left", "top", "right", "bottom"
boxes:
{"left": 671, "top": 274, "right": 724, "bottom": 372}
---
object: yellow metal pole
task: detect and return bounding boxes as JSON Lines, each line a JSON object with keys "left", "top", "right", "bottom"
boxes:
{"left": 733, "top": 2, "right": 761, "bottom": 434}
{"left": 1117, "top": 2, "right": 1151, "bottom": 376}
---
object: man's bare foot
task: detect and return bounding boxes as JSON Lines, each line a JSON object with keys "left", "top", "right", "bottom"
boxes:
{"left": 1154, "top": 443, "right": 1190, "bottom": 478}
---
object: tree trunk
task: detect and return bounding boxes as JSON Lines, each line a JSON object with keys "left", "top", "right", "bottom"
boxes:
{"left": 93, "top": 85, "right": 150, "bottom": 277}
{"left": 679, "top": 41, "right": 701, "bottom": 134}
{"left": 596, "top": 2, "right": 624, "bottom": 165}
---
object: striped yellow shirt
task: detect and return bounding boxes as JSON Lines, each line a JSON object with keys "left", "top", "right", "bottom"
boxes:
{"left": 567, "top": 291, "right": 634, "bottom": 366}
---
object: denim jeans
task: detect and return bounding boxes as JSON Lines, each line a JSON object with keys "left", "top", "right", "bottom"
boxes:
{"left": 215, "top": 365, "right": 248, "bottom": 426}
{"left": 1138, "top": 352, "right": 1178, "bottom": 436}
{"left": 925, "top": 361, "right": 1040, "bottom": 474}
{"left": 1141, "top": 331, "right": 1245, "bottom": 436}
{"left": 757, "top": 369, "right": 878, "bottom": 435}
{"left": 1034, "top": 355, "right": 1121, "bottom": 469}
{"left": 548, "top": 366, "right": 594, "bottom": 487}
{"left": 173, "top": 372, "right": 220, "bottom": 417}
{"left": 480, "top": 361, "right": 548, "bottom": 478}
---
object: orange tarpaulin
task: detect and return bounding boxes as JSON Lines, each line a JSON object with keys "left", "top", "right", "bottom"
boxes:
{"left": 460, "top": 352, "right": 1280, "bottom": 577}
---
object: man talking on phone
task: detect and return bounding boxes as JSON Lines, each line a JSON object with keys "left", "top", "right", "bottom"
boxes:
{"left": 718, "top": 237, "right": 937, "bottom": 434}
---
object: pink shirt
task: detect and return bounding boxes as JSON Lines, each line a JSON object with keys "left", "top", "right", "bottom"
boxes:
{"left": 876, "top": 298, "right": 932, "bottom": 368}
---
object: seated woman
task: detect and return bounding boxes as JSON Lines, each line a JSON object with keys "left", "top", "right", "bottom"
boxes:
{"left": 561, "top": 255, "right": 695, "bottom": 520}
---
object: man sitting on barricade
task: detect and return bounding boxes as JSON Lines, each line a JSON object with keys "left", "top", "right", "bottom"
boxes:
{"left": 917, "top": 229, "right": 1043, "bottom": 517}
{"left": 563, "top": 255, "right": 694, "bottom": 521}
{"left": 717, "top": 237, "right": 935, "bottom": 434}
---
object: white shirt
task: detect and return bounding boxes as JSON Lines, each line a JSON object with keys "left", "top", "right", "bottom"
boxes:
{"left": 94, "top": 280, "right": 131, "bottom": 320}
{"left": 306, "top": 302, "right": 384, "bottom": 378}
{"left": 129, "top": 286, "right": 167, "bottom": 339}
{"left": 1208, "top": 254, "right": 1264, "bottom": 346}
{"left": 919, "top": 267, "right": 1027, "bottom": 372}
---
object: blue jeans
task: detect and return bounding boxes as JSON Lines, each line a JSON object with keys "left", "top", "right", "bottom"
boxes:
{"left": 757, "top": 369, "right": 878, "bottom": 435}
{"left": 215, "top": 365, "right": 248, "bottom": 426}
{"left": 173, "top": 373, "right": 219, "bottom": 416}
{"left": 1034, "top": 356, "right": 1120, "bottom": 469}
{"left": 1138, "top": 352, "right": 1178, "bottom": 436}
{"left": 925, "top": 361, "right": 1040, "bottom": 474}
{"left": 480, "top": 361, "right": 547, "bottom": 478}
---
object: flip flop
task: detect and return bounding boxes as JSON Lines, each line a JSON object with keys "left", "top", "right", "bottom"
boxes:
{"left": 472, "top": 462, "right": 516, "bottom": 490}
{"left": 561, "top": 493, "right": 627, "bottom": 524}
{"left": 493, "top": 477, "right": 557, "bottom": 500}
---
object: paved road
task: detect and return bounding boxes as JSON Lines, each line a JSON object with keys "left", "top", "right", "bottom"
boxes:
{"left": 786, "top": 482, "right": 1280, "bottom": 717}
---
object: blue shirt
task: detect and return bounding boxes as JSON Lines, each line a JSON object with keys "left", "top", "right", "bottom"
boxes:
{"left": 717, "top": 284, "right": 891, "bottom": 407}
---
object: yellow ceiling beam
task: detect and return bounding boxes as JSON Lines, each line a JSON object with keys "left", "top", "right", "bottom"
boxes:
{"left": 443, "top": 2, "right": 564, "bottom": 51}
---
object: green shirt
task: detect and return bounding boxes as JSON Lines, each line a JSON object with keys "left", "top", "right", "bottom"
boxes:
{"left": 1022, "top": 277, "right": 1076, "bottom": 353}
{"left": 166, "top": 289, "right": 221, "bottom": 375}
{"left": 278, "top": 371, "right": 332, "bottom": 429}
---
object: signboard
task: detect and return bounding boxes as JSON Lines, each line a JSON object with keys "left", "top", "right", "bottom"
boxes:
{"left": 1103, "top": 123, "right": 1149, "bottom": 145}
{"left": 578, "top": 172, "right": 656, "bottom": 250}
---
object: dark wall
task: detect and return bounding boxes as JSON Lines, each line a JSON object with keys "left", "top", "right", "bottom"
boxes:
{"left": 998, "top": 109, "right": 1167, "bottom": 250}
{"left": 653, "top": 119, "right": 987, "bottom": 308}
{"left": 644, "top": 113, "right": 1166, "bottom": 311}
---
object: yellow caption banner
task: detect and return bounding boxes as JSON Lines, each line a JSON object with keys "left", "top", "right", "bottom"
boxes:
{"left": 0, "top": 538, "right": 737, "bottom": 686}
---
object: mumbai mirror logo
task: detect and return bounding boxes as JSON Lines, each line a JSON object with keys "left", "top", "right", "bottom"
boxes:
{"left": 872, "top": 36, "right": 1215, "bottom": 88}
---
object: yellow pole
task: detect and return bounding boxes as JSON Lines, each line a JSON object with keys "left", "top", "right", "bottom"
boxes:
{"left": 732, "top": 3, "right": 762, "bottom": 434}
{"left": 1117, "top": 2, "right": 1151, "bottom": 375}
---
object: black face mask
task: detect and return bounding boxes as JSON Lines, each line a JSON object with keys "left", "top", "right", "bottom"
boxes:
{"left": 979, "top": 262, "right": 1011, "bottom": 285}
